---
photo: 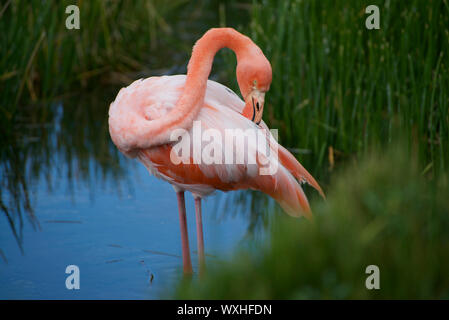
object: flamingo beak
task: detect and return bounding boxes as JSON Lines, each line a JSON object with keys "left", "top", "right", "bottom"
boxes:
{"left": 244, "top": 89, "right": 265, "bottom": 125}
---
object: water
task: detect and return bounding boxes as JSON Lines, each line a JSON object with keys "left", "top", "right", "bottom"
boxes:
{"left": 0, "top": 85, "right": 272, "bottom": 299}
{"left": 0, "top": 154, "right": 254, "bottom": 299}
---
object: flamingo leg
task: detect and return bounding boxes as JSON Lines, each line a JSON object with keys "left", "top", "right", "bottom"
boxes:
{"left": 194, "top": 197, "right": 206, "bottom": 275}
{"left": 176, "top": 191, "right": 193, "bottom": 274}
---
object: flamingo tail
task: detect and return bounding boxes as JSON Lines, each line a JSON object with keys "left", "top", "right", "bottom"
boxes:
{"left": 278, "top": 145, "right": 325, "bottom": 199}
{"left": 256, "top": 166, "right": 312, "bottom": 219}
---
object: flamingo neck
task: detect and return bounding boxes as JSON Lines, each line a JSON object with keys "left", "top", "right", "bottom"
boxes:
{"left": 174, "top": 28, "right": 252, "bottom": 124}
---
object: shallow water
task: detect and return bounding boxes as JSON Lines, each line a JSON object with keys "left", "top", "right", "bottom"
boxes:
{"left": 0, "top": 153, "right": 259, "bottom": 299}
{"left": 0, "top": 85, "right": 271, "bottom": 299}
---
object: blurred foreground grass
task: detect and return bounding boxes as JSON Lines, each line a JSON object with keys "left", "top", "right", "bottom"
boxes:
{"left": 176, "top": 142, "right": 449, "bottom": 299}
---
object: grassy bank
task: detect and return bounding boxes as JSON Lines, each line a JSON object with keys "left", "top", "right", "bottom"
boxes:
{"left": 231, "top": 0, "right": 449, "bottom": 178}
{"left": 176, "top": 142, "right": 449, "bottom": 299}
{"left": 0, "top": 0, "right": 190, "bottom": 138}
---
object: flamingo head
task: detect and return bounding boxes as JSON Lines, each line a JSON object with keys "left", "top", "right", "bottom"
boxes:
{"left": 237, "top": 51, "right": 272, "bottom": 125}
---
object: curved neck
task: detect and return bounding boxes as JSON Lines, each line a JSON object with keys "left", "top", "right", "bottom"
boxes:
{"left": 131, "top": 29, "right": 254, "bottom": 151}
{"left": 187, "top": 28, "right": 252, "bottom": 89}
{"left": 175, "top": 28, "right": 252, "bottom": 121}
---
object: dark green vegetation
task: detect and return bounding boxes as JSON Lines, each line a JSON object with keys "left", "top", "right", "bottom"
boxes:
{"left": 241, "top": 0, "right": 448, "bottom": 178}
{"left": 1, "top": 0, "right": 187, "bottom": 137}
{"left": 176, "top": 143, "right": 449, "bottom": 299}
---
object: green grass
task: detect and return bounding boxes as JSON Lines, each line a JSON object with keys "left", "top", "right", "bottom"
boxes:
{"left": 223, "top": 0, "right": 449, "bottom": 179}
{"left": 176, "top": 142, "right": 449, "bottom": 299}
{"left": 0, "top": 0, "right": 188, "bottom": 139}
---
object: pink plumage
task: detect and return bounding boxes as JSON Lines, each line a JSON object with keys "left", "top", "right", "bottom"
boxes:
{"left": 108, "top": 28, "right": 323, "bottom": 274}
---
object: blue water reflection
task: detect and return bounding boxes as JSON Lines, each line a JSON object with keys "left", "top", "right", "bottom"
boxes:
{"left": 0, "top": 150, "right": 264, "bottom": 299}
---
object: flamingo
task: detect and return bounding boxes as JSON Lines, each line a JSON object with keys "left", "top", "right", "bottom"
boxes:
{"left": 108, "top": 28, "right": 324, "bottom": 274}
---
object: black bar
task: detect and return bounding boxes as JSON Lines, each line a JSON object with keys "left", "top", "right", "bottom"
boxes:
{"left": 0, "top": 300, "right": 445, "bottom": 318}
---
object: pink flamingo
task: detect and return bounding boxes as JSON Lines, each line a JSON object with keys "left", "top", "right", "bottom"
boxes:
{"left": 108, "top": 28, "right": 323, "bottom": 274}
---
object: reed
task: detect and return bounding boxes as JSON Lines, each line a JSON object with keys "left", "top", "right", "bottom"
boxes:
{"left": 223, "top": 0, "right": 449, "bottom": 178}
{"left": 0, "top": 0, "right": 187, "bottom": 139}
